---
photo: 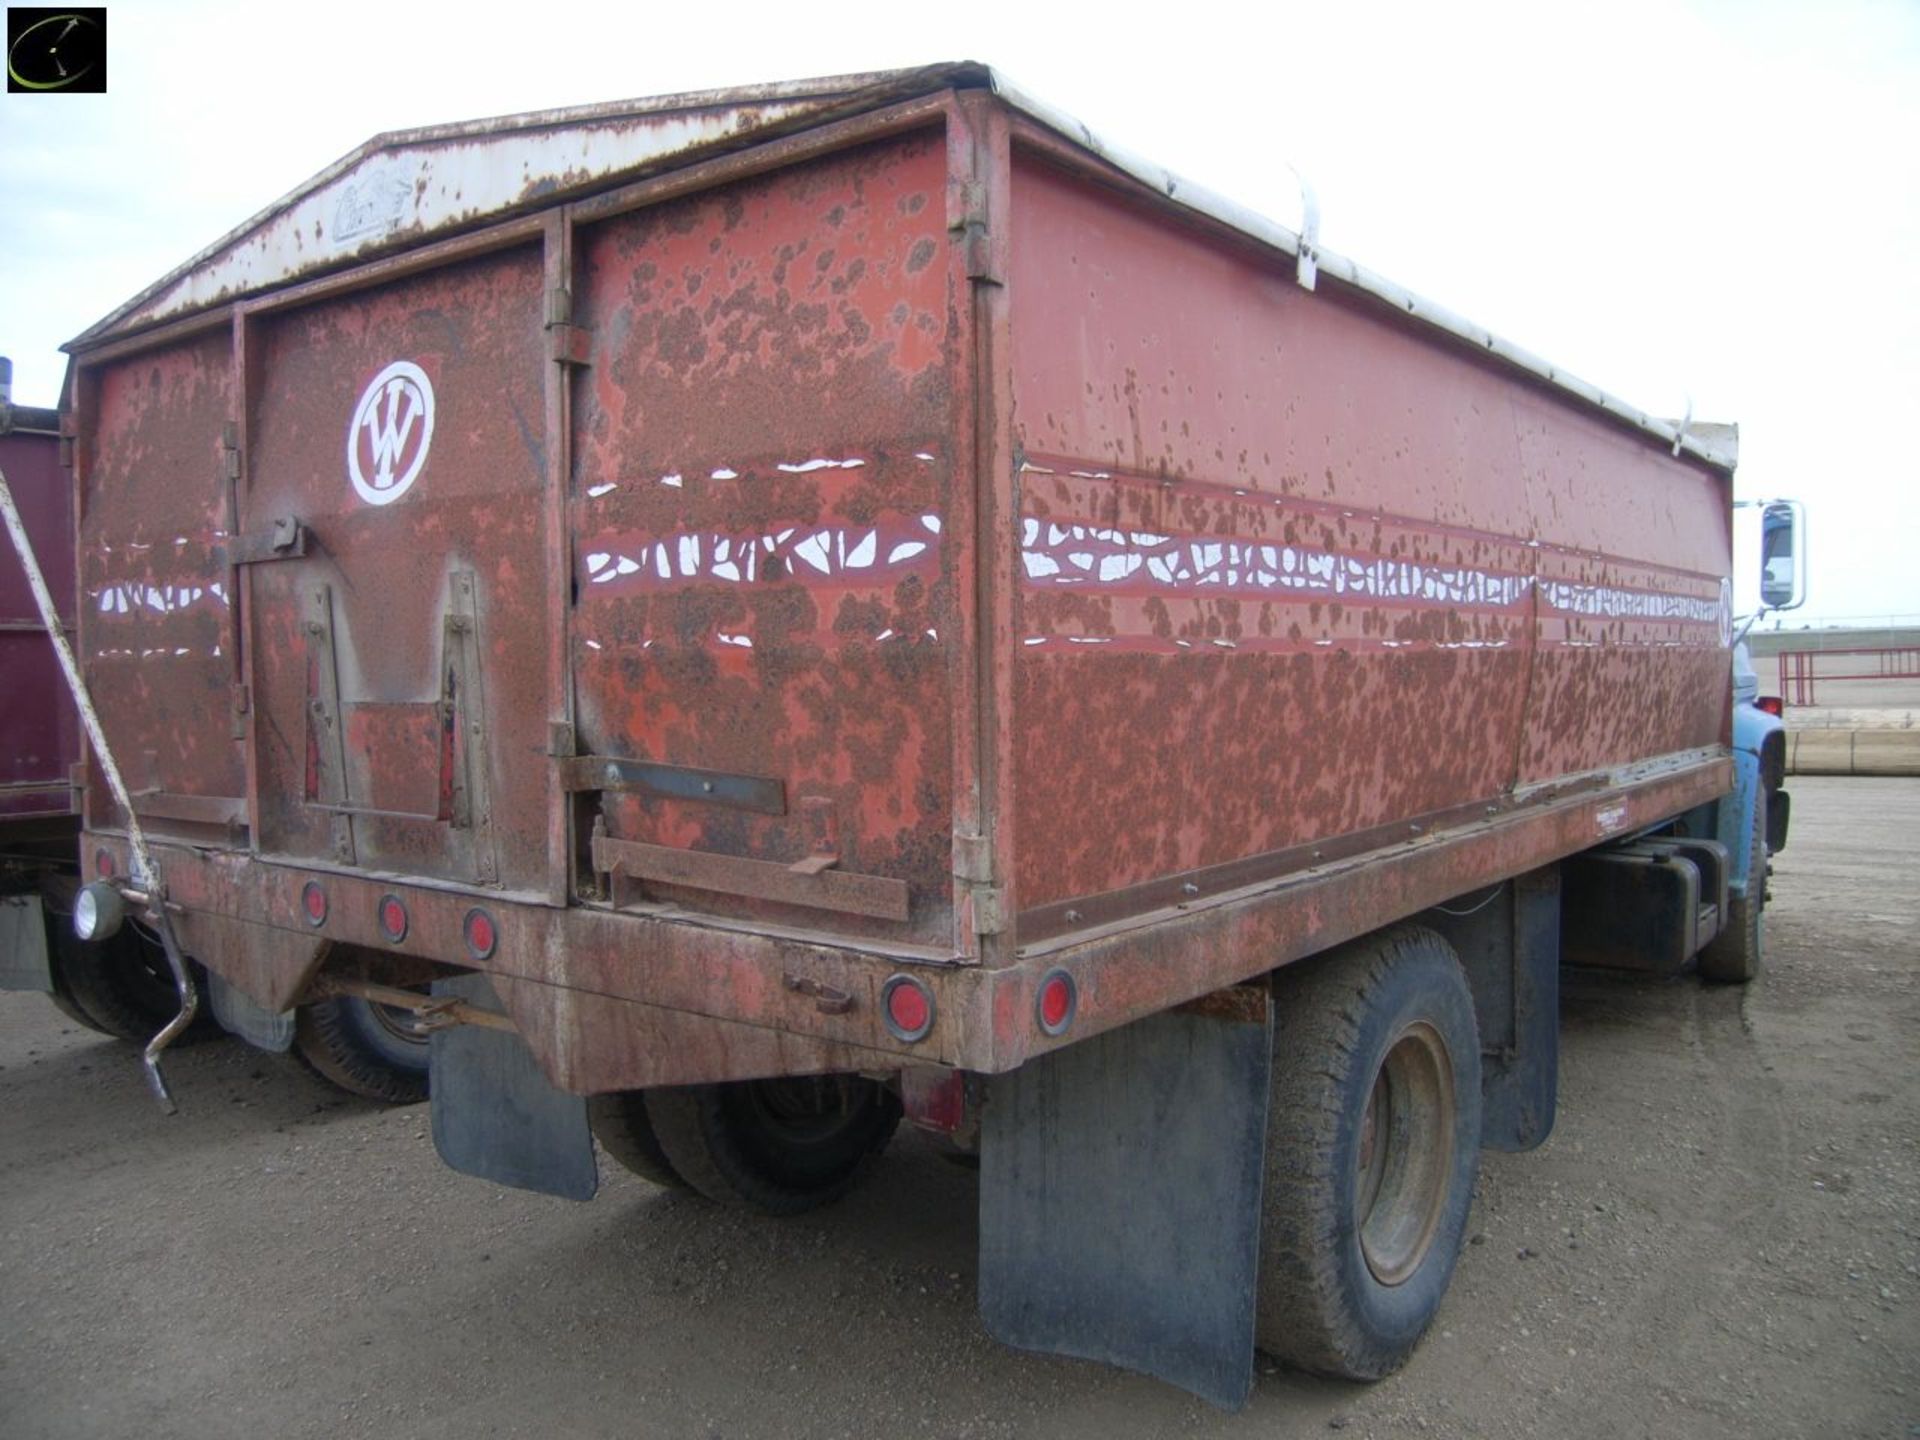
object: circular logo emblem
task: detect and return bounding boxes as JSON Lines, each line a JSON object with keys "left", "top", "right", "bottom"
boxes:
{"left": 347, "top": 361, "right": 435, "bottom": 506}
{"left": 7, "top": 13, "right": 103, "bottom": 92}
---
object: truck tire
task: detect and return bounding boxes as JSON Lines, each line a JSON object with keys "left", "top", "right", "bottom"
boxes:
{"left": 43, "top": 924, "right": 112, "bottom": 1037}
{"left": 1698, "top": 789, "right": 1765, "bottom": 984}
{"left": 294, "top": 996, "right": 429, "bottom": 1104}
{"left": 53, "top": 926, "right": 222, "bottom": 1047}
{"left": 587, "top": 1090, "right": 688, "bottom": 1191}
{"left": 45, "top": 980, "right": 112, "bottom": 1036}
{"left": 645, "top": 1075, "right": 901, "bottom": 1216}
{"left": 1256, "top": 924, "right": 1483, "bottom": 1380}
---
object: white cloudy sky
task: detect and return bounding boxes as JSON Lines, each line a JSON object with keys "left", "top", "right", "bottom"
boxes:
{"left": 3, "top": 0, "right": 1914, "bottom": 623}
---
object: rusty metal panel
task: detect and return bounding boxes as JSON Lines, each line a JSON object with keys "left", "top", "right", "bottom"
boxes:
{"left": 242, "top": 245, "right": 550, "bottom": 889}
{"left": 568, "top": 129, "right": 960, "bottom": 943}
{"left": 80, "top": 74, "right": 962, "bottom": 344}
{"left": 1512, "top": 403, "right": 1731, "bottom": 786}
{"left": 75, "top": 331, "right": 246, "bottom": 834}
{"left": 1004, "top": 152, "right": 1733, "bottom": 921}
{"left": 0, "top": 412, "right": 78, "bottom": 820}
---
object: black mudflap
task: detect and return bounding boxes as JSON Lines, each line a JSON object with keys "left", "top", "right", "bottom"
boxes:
{"left": 1426, "top": 866, "right": 1561, "bottom": 1152}
{"left": 205, "top": 970, "right": 294, "bottom": 1051}
{"left": 429, "top": 974, "right": 597, "bottom": 1201}
{"left": 0, "top": 895, "right": 52, "bottom": 992}
{"left": 979, "top": 988, "right": 1272, "bottom": 1410}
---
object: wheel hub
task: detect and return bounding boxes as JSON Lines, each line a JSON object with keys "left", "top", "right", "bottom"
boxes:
{"left": 1356, "top": 1021, "right": 1456, "bottom": 1286}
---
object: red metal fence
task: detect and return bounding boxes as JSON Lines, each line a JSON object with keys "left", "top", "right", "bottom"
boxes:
{"left": 1777, "top": 648, "right": 1920, "bottom": 707}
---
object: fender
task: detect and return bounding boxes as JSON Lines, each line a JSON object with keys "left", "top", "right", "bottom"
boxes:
{"left": 1722, "top": 699, "right": 1788, "bottom": 899}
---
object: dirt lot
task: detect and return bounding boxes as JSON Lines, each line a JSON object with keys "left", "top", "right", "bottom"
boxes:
{"left": 2, "top": 776, "right": 1915, "bottom": 1440}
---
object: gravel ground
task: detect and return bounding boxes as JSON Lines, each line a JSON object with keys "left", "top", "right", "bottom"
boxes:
{"left": 2, "top": 776, "right": 1914, "bottom": 1439}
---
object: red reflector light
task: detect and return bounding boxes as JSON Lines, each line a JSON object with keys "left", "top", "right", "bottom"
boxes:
{"left": 301, "top": 881, "right": 328, "bottom": 927}
{"left": 463, "top": 907, "right": 497, "bottom": 961}
{"left": 881, "top": 974, "right": 935, "bottom": 1043}
{"left": 378, "top": 894, "right": 409, "bottom": 943}
{"left": 1036, "top": 969, "right": 1077, "bottom": 1037}
{"left": 1757, "top": 696, "right": 1783, "bottom": 717}
{"left": 94, "top": 849, "right": 115, "bottom": 879}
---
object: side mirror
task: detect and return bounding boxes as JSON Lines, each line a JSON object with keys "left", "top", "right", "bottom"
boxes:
{"left": 1758, "top": 501, "right": 1803, "bottom": 611}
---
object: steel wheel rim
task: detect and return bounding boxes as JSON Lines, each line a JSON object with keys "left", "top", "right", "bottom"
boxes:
{"left": 367, "top": 1000, "right": 428, "bottom": 1048}
{"left": 1356, "top": 1021, "right": 1456, "bottom": 1286}
{"left": 741, "top": 1076, "right": 864, "bottom": 1149}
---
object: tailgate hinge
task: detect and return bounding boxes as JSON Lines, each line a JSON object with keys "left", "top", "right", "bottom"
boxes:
{"left": 954, "top": 830, "right": 993, "bottom": 884}
{"left": 221, "top": 421, "right": 243, "bottom": 482}
{"left": 955, "top": 832, "right": 1005, "bottom": 934}
{"left": 971, "top": 884, "right": 1007, "bottom": 936}
{"left": 546, "top": 286, "right": 592, "bottom": 367}
{"left": 949, "top": 179, "right": 1001, "bottom": 286}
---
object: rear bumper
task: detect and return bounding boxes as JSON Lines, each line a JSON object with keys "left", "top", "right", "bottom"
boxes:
{"left": 84, "top": 749, "right": 1730, "bottom": 1096}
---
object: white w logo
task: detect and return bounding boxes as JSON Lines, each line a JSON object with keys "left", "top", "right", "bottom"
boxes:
{"left": 346, "top": 361, "right": 436, "bottom": 507}
{"left": 361, "top": 377, "right": 423, "bottom": 488}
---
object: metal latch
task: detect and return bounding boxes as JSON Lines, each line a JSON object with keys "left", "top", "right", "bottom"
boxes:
{"left": 784, "top": 973, "right": 855, "bottom": 1016}
{"left": 221, "top": 516, "right": 308, "bottom": 566}
{"left": 1289, "top": 163, "right": 1320, "bottom": 291}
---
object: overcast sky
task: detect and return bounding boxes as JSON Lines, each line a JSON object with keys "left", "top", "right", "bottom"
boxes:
{"left": 4, "top": 0, "right": 1914, "bottom": 623}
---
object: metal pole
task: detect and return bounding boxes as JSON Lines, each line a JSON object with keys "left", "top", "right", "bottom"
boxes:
{"left": 0, "top": 461, "right": 199, "bottom": 1112}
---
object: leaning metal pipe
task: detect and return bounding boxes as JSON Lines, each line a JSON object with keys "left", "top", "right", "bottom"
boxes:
{"left": 0, "top": 461, "right": 199, "bottom": 1112}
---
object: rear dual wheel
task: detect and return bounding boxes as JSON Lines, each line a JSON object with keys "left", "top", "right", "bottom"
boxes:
{"left": 294, "top": 995, "right": 430, "bottom": 1104}
{"left": 48, "top": 917, "right": 221, "bottom": 1047}
{"left": 591, "top": 1076, "right": 900, "bottom": 1214}
{"left": 1257, "top": 924, "right": 1483, "bottom": 1380}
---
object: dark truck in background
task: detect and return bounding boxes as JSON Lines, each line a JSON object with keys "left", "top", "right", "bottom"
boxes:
{"left": 0, "top": 374, "right": 178, "bottom": 1040}
{"left": 17, "top": 65, "right": 1802, "bottom": 1408}
{"left": 1, "top": 358, "right": 428, "bottom": 1096}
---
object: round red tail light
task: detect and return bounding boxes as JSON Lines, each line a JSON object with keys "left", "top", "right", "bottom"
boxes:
{"left": 463, "top": 907, "right": 497, "bottom": 961}
{"left": 881, "top": 974, "right": 935, "bottom": 1043}
{"left": 1036, "top": 969, "right": 1076, "bottom": 1037}
{"left": 301, "top": 881, "right": 328, "bottom": 927}
{"left": 378, "top": 894, "right": 409, "bottom": 944}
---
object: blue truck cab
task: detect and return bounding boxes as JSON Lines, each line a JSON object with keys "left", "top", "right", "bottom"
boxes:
{"left": 1726, "top": 637, "right": 1790, "bottom": 881}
